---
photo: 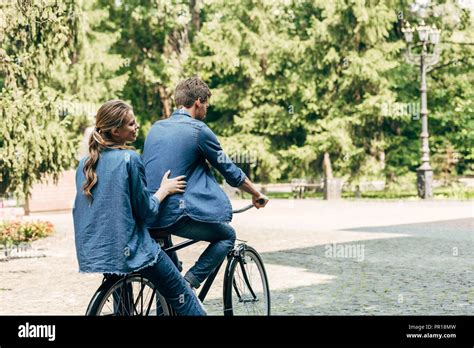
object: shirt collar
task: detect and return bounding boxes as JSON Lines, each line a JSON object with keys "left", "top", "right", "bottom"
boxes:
{"left": 171, "top": 109, "right": 192, "bottom": 118}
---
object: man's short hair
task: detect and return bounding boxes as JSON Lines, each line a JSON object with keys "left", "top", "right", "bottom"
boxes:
{"left": 174, "top": 77, "right": 211, "bottom": 108}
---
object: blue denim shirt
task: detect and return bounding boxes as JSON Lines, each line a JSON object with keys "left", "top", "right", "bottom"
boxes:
{"left": 73, "top": 149, "right": 160, "bottom": 275}
{"left": 143, "top": 109, "right": 247, "bottom": 228}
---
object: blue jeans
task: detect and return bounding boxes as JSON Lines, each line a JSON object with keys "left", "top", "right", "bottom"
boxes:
{"left": 164, "top": 216, "right": 236, "bottom": 288}
{"left": 139, "top": 249, "right": 206, "bottom": 315}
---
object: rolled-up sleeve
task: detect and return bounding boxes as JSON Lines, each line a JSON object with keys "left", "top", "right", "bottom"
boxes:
{"left": 198, "top": 125, "right": 247, "bottom": 187}
{"left": 128, "top": 153, "right": 160, "bottom": 221}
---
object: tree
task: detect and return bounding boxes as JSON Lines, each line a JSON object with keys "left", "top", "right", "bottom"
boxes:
{"left": 97, "top": 0, "right": 202, "bottom": 150}
{"left": 190, "top": 0, "right": 474, "bottom": 184}
{"left": 384, "top": 0, "right": 474, "bottom": 180}
{"left": 189, "top": 0, "right": 402, "bottom": 183}
{"left": 426, "top": 0, "right": 474, "bottom": 177}
{"left": 49, "top": 0, "right": 129, "bottom": 143}
{"left": 50, "top": 0, "right": 128, "bottom": 106}
{"left": 188, "top": 0, "right": 308, "bottom": 182}
{"left": 87, "top": 0, "right": 473, "bottom": 185}
{"left": 0, "top": 0, "right": 80, "bottom": 199}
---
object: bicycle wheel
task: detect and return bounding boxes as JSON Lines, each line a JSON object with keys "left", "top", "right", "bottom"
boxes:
{"left": 223, "top": 245, "right": 270, "bottom": 316}
{"left": 86, "top": 274, "right": 171, "bottom": 316}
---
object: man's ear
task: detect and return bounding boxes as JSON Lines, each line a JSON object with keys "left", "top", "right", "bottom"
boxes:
{"left": 194, "top": 99, "right": 202, "bottom": 109}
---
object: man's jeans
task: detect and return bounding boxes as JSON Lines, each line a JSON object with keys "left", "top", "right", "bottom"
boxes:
{"left": 139, "top": 249, "right": 206, "bottom": 315}
{"left": 164, "top": 216, "right": 236, "bottom": 289}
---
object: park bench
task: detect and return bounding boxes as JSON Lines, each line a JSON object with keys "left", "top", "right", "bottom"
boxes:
{"left": 290, "top": 179, "right": 322, "bottom": 199}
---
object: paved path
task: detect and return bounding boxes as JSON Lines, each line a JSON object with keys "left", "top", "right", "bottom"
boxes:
{"left": 0, "top": 199, "right": 472, "bottom": 315}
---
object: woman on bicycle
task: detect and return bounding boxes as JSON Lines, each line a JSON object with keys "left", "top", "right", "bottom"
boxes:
{"left": 73, "top": 99, "right": 206, "bottom": 315}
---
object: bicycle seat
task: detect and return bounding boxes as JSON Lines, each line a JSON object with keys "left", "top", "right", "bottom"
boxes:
{"left": 149, "top": 228, "right": 171, "bottom": 240}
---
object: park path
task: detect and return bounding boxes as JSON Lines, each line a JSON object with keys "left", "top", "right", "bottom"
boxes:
{"left": 0, "top": 199, "right": 472, "bottom": 315}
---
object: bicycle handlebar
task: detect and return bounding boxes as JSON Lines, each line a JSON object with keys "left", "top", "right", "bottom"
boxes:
{"left": 232, "top": 198, "right": 266, "bottom": 214}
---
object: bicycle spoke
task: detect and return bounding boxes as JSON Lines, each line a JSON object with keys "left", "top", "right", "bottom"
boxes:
{"left": 246, "top": 258, "right": 263, "bottom": 315}
{"left": 232, "top": 277, "right": 242, "bottom": 300}
{"left": 235, "top": 269, "right": 251, "bottom": 315}
{"left": 145, "top": 289, "right": 157, "bottom": 316}
{"left": 238, "top": 258, "right": 257, "bottom": 299}
{"left": 133, "top": 281, "right": 146, "bottom": 315}
{"left": 91, "top": 275, "right": 169, "bottom": 316}
{"left": 119, "top": 283, "right": 129, "bottom": 315}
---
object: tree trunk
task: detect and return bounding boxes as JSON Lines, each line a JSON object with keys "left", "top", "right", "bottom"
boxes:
{"left": 323, "top": 152, "right": 333, "bottom": 179}
{"left": 158, "top": 85, "right": 172, "bottom": 118}
{"left": 379, "top": 149, "right": 385, "bottom": 169}
{"left": 189, "top": 0, "right": 201, "bottom": 37}
{"left": 159, "top": 2, "right": 203, "bottom": 119}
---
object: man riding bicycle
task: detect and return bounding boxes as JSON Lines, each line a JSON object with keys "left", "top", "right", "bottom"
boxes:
{"left": 143, "top": 77, "right": 268, "bottom": 290}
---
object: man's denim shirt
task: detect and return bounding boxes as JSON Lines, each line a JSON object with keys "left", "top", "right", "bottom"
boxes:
{"left": 143, "top": 109, "right": 247, "bottom": 228}
{"left": 73, "top": 149, "right": 160, "bottom": 275}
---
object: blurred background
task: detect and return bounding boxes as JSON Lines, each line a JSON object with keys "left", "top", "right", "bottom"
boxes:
{"left": 1, "top": 0, "right": 473, "bottom": 211}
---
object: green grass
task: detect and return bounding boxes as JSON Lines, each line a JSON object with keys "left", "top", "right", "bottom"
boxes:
{"left": 265, "top": 191, "right": 323, "bottom": 199}
{"left": 253, "top": 187, "right": 474, "bottom": 200}
{"left": 345, "top": 187, "right": 474, "bottom": 199}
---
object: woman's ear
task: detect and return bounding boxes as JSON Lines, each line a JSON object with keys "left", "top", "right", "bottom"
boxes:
{"left": 111, "top": 128, "right": 120, "bottom": 138}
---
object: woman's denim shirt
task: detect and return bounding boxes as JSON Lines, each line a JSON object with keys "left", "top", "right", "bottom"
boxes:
{"left": 143, "top": 110, "right": 247, "bottom": 228}
{"left": 73, "top": 149, "right": 160, "bottom": 275}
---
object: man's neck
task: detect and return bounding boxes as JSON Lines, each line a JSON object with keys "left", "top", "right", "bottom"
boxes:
{"left": 179, "top": 106, "right": 197, "bottom": 119}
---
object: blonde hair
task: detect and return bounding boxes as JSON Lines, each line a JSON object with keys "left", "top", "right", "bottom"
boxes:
{"left": 82, "top": 99, "right": 133, "bottom": 201}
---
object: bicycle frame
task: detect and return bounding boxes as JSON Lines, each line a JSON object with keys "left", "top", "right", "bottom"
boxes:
{"left": 162, "top": 238, "right": 224, "bottom": 303}
{"left": 162, "top": 239, "right": 215, "bottom": 302}
{"left": 163, "top": 238, "right": 258, "bottom": 310}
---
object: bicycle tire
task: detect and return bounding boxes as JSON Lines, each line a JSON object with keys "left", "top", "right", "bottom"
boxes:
{"left": 223, "top": 245, "right": 271, "bottom": 316}
{"left": 86, "top": 273, "right": 171, "bottom": 316}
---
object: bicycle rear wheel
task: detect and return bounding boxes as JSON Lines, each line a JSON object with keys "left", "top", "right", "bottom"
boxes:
{"left": 86, "top": 274, "right": 171, "bottom": 316}
{"left": 223, "top": 245, "right": 270, "bottom": 316}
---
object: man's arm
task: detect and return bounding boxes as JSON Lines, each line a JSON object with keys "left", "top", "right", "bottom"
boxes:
{"left": 198, "top": 125, "right": 269, "bottom": 208}
{"left": 238, "top": 177, "right": 269, "bottom": 209}
{"left": 198, "top": 125, "right": 246, "bottom": 187}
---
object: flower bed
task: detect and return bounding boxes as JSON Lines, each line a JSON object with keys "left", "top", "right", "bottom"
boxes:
{"left": 0, "top": 220, "right": 54, "bottom": 246}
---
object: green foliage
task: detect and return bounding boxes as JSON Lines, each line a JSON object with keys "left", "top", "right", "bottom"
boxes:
{"left": 187, "top": 0, "right": 405, "bottom": 182}
{"left": 49, "top": 1, "right": 127, "bottom": 104}
{"left": 1, "top": 0, "right": 473, "bottom": 195}
{"left": 70, "top": 0, "right": 474, "bottom": 184}
{"left": 0, "top": 1, "right": 81, "bottom": 199}
{"left": 220, "top": 133, "right": 280, "bottom": 182}
{"left": 1, "top": 90, "right": 78, "bottom": 198}
{"left": 96, "top": 0, "right": 197, "bottom": 149}
{"left": 386, "top": 0, "right": 474, "bottom": 180}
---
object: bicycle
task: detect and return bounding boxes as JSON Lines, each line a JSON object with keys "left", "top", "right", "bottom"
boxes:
{"left": 85, "top": 199, "right": 270, "bottom": 316}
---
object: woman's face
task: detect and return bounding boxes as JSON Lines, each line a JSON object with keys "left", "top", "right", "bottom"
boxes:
{"left": 113, "top": 111, "right": 140, "bottom": 144}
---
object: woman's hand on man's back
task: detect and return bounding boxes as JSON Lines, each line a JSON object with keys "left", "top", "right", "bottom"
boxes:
{"left": 154, "top": 170, "right": 187, "bottom": 202}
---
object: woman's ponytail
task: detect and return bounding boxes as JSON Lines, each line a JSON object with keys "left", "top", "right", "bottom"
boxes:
{"left": 81, "top": 100, "right": 133, "bottom": 202}
{"left": 82, "top": 130, "right": 102, "bottom": 201}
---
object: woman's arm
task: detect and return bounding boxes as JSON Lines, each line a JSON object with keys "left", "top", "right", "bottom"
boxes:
{"left": 128, "top": 153, "right": 186, "bottom": 221}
